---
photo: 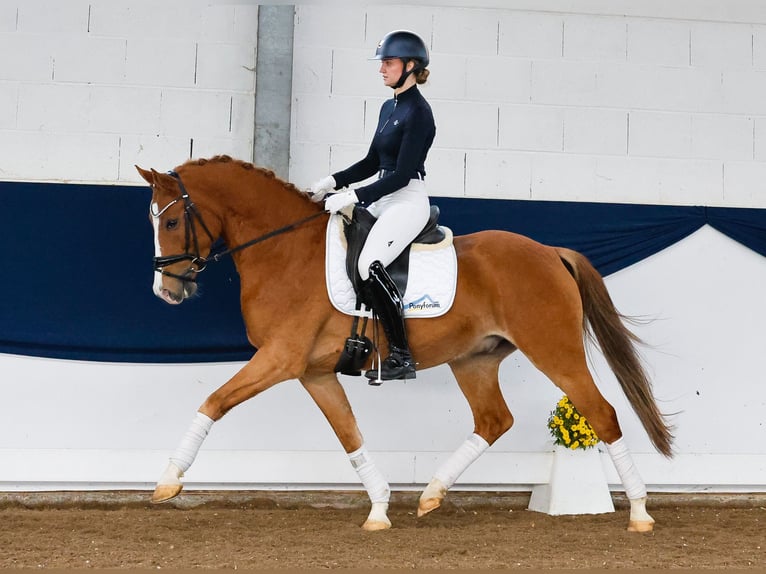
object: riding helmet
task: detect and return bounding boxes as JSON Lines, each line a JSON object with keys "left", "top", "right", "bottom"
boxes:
{"left": 371, "top": 30, "right": 429, "bottom": 69}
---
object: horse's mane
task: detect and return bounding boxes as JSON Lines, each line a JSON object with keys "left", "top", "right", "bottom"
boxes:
{"left": 180, "top": 154, "right": 307, "bottom": 198}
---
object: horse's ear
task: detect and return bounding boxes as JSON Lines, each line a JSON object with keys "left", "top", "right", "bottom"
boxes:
{"left": 135, "top": 165, "right": 155, "bottom": 184}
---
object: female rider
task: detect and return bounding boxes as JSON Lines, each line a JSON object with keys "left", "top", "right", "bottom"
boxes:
{"left": 309, "top": 30, "right": 435, "bottom": 382}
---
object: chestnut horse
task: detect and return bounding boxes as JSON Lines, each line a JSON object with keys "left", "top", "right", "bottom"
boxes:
{"left": 136, "top": 155, "right": 672, "bottom": 532}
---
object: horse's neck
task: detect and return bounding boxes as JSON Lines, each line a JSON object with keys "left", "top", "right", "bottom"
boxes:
{"left": 211, "top": 171, "right": 325, "bottom": 280}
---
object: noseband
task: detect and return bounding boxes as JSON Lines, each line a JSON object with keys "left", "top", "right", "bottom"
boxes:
{"left": 151, "top": 171, "right": 325, "bottom": 283}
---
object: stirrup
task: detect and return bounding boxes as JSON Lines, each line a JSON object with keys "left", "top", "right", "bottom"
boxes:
{"left": 364, "top": 350, "right": 416, "bottom": 384}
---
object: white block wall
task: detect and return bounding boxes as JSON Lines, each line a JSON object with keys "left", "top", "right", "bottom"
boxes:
{"left": 289, "top": 4, "right": 766, "bottom": 208}
{"left": 0, "top": 0, "right": 257, "bottom": 182}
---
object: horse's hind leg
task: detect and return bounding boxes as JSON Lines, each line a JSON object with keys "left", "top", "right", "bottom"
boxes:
{"left": 418, "top": 351, "right": 513, "bottom": 517}
{"left": 301, "top": 373, "right": 392, "bottom": 531}
{"left": 517, "top": 313, "right": 654, "bottom": 531}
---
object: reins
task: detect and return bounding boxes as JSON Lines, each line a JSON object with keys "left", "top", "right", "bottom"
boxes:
{"left": 207, "top": 211, "right": 325, "bottom": 263}
{"left": 152, "top": 171, "right": 325, "bottom": 281}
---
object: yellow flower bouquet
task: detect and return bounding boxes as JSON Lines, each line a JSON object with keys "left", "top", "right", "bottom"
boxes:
{"left": 547, "top": 395, "right": 600, "bottom": 450}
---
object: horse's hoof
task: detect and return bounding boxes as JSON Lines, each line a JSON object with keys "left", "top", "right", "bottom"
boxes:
{"left": 151, "top": 483, "right": 183, "bottom": 504}
{"left": 362, "top": 518, "right": 392, "bottom": 531}
{"left": 627, "top": 519, "right": 655, "bottom": 532}
{"left": 417, "top": 497, "right": 442, "bottom": 517}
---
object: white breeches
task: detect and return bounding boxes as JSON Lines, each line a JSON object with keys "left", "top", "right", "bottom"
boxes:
{"left": 358, "top": 179, "right": 430, "bottom": 281}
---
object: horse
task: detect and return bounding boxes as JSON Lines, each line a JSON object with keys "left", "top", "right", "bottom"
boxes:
{"left": 136, "top": 155, "right": 673, "bottom": 532}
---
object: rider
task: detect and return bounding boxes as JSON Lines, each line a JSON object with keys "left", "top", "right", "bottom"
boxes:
{"left": 309, "top": 30, "right": 436, "bottom": 382}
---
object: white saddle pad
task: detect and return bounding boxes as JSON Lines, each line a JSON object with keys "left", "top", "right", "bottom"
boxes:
{"left": 325, "top": 214, "right": 457, "bottom": 318}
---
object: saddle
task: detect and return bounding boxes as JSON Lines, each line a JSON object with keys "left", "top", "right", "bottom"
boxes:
{"left": 343, "top": 204, "right": 446, "bottom": 302}
{"left": 335, "top": 204, "right": 446, "bottom": 378}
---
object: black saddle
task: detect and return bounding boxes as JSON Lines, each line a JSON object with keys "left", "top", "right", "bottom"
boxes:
{"left": 343, "top": 204, "right": 445, "bottom": 303}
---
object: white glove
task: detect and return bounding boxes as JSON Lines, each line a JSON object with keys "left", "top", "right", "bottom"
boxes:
{"left": 307, "top": 175, "right": 336, "bottom": 202}
{"left": 324, "top": 190, "right": 358, "bottom": 214}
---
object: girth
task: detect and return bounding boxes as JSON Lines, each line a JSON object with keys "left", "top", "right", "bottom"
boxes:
{"left": 343, "top": 204, "right": 445, "bottom": 301}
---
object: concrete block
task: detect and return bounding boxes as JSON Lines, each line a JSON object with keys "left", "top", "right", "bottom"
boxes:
{"left": 125, "top": 39, "right": 196, "bottom": 87}
{"left": 17, "top": 0, "right": 89, "bottom": 34}
{"left": 328, "top": 143, "right": 373, "bottom": 177}
{"left": 292, "top": 94, "right": 365, "bottom": 145}
{"left": 197, "top": 4, "right": 258, "bottom": 45}
{"left": 0, "top": 34, "right": 54, "bottom": 81}
{"left": 691, "top": 21, "right": 753, "bottom": 69}
{"left": 331, "top": 48, "right": 387, "bottom": 98}
{"left": 366, "top": 8, "right": 434, "bottom": 50}
{"left": 364, "top": 6, "right": 434, "bottom": 51}
{"left": 754, "top": 26, "right": 766, "bottom": 71}
{"left": 498, "top": 105, "right": 563, "bottom": 152}
{"left": 88, "top": 0, "right": 201, "bottom": 40}
{"left": 721, "top": 70, "right": 766, "bottom": 116}
{"left": 195, "top": 43, "right": 255, "bottom": 92}
{"left": 433, "top": 8, "right": 499, "bottom": 56}
{"left": 430, "top": 100, "right": 498, "bottom": 150}
{"left": 564, "top": 108, "right": 627, "bottom": 156}
{"left": 52, "top": 37, "right": 127, "bottom": 84}
{"left": 89, "top": 86, "right": 161, "bottom": 134}
{"left": 692, "top": 115, "right": 753, "bottom": 161}
{"left": 0, "top": 4, "right": 17, "bottom": 32}
{"left": 287, "top": 141, "right": 331, "bottom": 189}
{"left": 530, "top": 152, "right": 597, "bottom": 202}
{"left": 499, "top": 11, "right": 563, "bottom": 59}
{"left": 17, "top": 83, "right": 90, "bottom": 132}
{"left": 291, "top": 46, "right": 332, "bottom": 96}
{"left": 598, "top": 64, "right": 723, "bottom": 113}
{"left": 466, "top": 56, "right": 530, "bottom": 103}
{"left": 531, "top": 60, "right": 598, "bottom": 107}
{"left": 188, "top": 137, "right": 252, "bottom": 164}
{"left": 0, "top": 82, "right": 18, "bottom": 128}
{"left": 594, "top": 156, "right": 722, "bottom": 205}
{"left": 466, "top": 150, "right": 531, "bottom": 200}
{"left": 723, "top": 161, "right": 766, "bottom": 208}
{"left": 0, "top": 131, "right": 119, "bottom": 181}
{"left": 294, "top": 5, "right": 365, "bottom": 49}
{"left": 563, "top": 15, "right": 626, "bottom": 62}
{"left": 119, "top": 134, "right": 191, "bottom": 182}
{"left": 160, "top": 89, "right": 235, "bottom": 138}
{"left": 629, "top": 111, "right": 691, "bottom": 159}
{"left": 231, "top": 93, "right": 255, "bottom": 141}
{"left": 424, "top": 148, "right": 466, "bottom": 198}
{"left": 422, "top": 56, "right": 467, "bottom": 101}
{"left": 755, "top": 118, "right": 766, "bottom": 161}
{"left": 627, "top": 19, "right": 690, "bottom": 67}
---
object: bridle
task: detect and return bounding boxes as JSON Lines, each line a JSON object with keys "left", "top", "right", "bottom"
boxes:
{"left": 150, "top": 171, "right": 325, "bottom": 283}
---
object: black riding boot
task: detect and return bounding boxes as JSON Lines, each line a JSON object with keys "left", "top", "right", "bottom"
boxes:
{"left": 361, "top": 261, "right": 416, "bottom": 381}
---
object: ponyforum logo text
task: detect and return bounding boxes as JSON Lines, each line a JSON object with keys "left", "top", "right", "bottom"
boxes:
{"left": 407, "top": 294, "right": 441, "bottom": 311}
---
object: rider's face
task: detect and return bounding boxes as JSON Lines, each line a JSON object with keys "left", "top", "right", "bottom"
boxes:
{"left": 379, "top": 58, "right": 405, "bottom": 88}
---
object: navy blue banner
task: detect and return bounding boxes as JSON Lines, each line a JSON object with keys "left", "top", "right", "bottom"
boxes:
{"left": 1, "top": 182, "right": 764, "bottom": 363}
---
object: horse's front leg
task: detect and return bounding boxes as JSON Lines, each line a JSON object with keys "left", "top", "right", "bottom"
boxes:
{"left": 301, "top": 373, "right": 392, "bottom": 531}
{"left": 151, "top": 348, "right": 298, "bottom": 504}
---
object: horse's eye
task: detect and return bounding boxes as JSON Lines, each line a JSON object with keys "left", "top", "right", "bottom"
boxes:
{"left": 166, "top": 218, "right": 179, "bottom": 231}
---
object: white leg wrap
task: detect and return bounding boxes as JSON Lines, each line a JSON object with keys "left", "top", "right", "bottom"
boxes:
{"left": 433, "top": 433, "right": 489, "bottom": 489}
{"left": 606, "top": 436, "right": 647, "bottom": 500}
{"left": 157, "top": 460, "right": 184, "bottom": 486}
{"left": 349, "top": 445, "right": 390, "bottom": 504}
{"left": 169, "top": 412, "right": 214, "bottom": 473}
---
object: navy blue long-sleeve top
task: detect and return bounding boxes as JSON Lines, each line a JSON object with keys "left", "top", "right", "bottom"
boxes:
{"left": 332, "top": 85, "right": 436, "bottom": 206}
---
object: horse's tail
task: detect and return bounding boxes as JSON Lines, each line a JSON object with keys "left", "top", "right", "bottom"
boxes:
{"left": 556, "top": 247, "right": 674, "bottom": 458}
